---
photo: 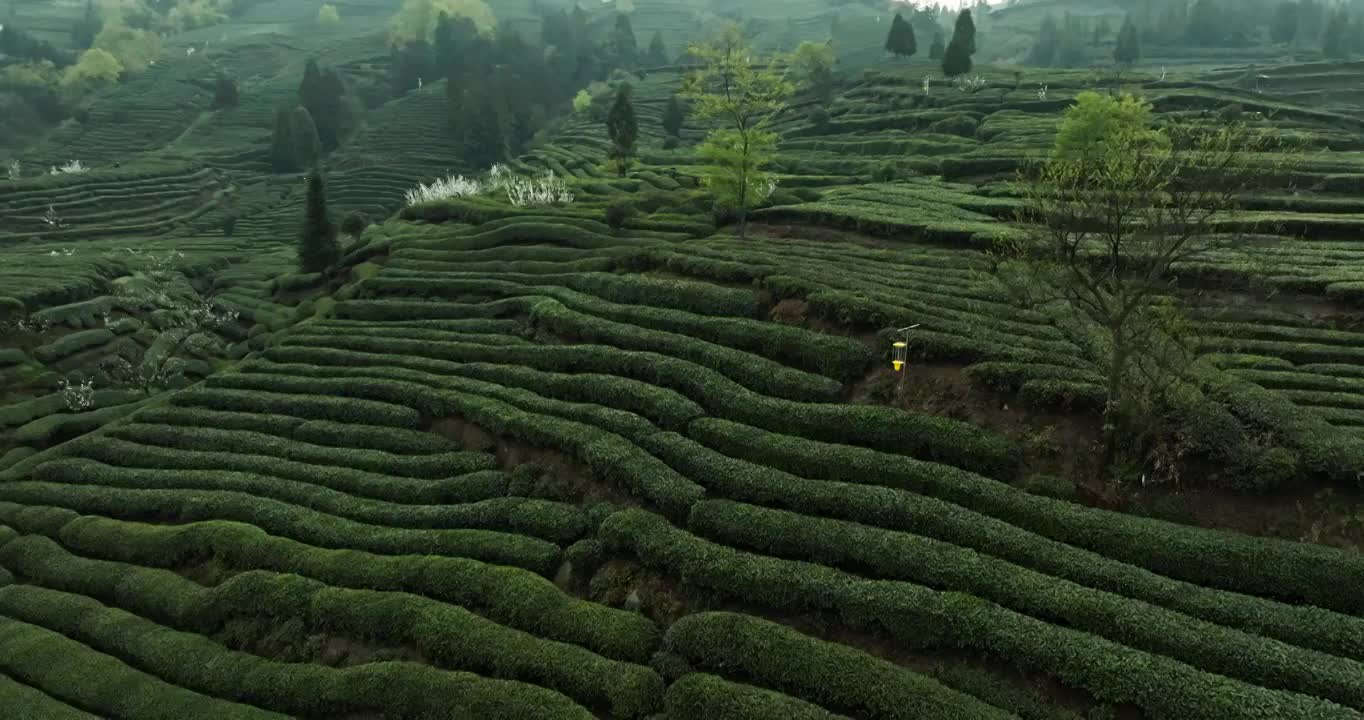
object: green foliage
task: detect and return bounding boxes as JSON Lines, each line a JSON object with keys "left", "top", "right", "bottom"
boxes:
{"left": 317, "top": 3, "right": 340, "bottom": 27}
{"left": 341, "top": 210, "right": 370, "bottom": 237}
{"left": 92, "top": 21, "right": 159, "bottom": 73}
{"left": 645, "top": 30, "right": 668, "bottom": 66}
{"left": 611, "top": 13, "right": 637, "bottom": 68}
{"left": 667, "top": 612, "right": 1009, "bottom": 719}
{"left": 664, "top": 673, "right": 842, "bottom": 720}
{"left": 661, "top": 94, "right": 685, "bottom": 138}
{"left": 791, "top": 41, "right": 836, "bottom": 103}
{"left": 60, "top": 48, "right": 122, "bottom": 99}
{"left": 929, "top": 30, "right": 945, "bottom": 60}
{"left": 682, "top": 24, "right": 794, "bottom": 238}
{"left": 942, "top": 10, "right": 975, "bottom": 77}
{"left": 1114, "top": 15, "right": 1141, "bottom": 67}
{"left": 1051, "top": 91, "right": 1160, "bottom": 161}
{"left": 885, "top": 12, "right": 917, "bottom": 58}
{"left": 298, "top": 59, "right": 347, "bottom": 151}
{"left": 606, "top": 83, "right": 639, "bottom": 177}
{"left": 298, "top": 168, "right": 339, "bottom": 273}
{"left": 210, "top": 74, "right": 238, "bottom": 109}
{"left": 270, "top": 106, "right": 321, "bottom": 173}
{"left": 389, "top": 0, "right": 495, "bottom": 45}
{"left": 605, "top": 199, "right": 636, "bottom": 229}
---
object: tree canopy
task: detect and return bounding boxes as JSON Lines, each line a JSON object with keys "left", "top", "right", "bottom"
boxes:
{"left": 942, "top": 10, "right": 976, "bottom": 77}
{"left": 885, "top": 12, "right": 917, "bottom": 58}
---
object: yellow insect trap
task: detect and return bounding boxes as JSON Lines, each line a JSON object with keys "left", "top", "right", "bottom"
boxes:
{"left": 892, "top": 341, "right": 908, "bottom": 372}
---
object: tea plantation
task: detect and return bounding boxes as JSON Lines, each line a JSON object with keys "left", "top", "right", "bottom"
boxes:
{"left": 5, "top": 0, "right": 1364, "bottom": 717}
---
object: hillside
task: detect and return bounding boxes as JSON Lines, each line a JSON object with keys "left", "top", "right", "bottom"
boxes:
{"left": 5, "top": 0, "right": 1364, "bottom": 718}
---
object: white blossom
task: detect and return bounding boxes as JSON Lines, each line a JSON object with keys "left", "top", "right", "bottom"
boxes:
{"left": 6, "top": 160, "right": 18, "bottom": 180}
{"left": 404, "top": 174, "right": 484, "bottom": 205}
{"left": 49, "top": 159, "right": 88, "bottom": 175}
{"left": 504, "top": 171, "right": 574, "bottom": 207}
{"left": 58, "top": 377, "right": 95, "bottom": 412}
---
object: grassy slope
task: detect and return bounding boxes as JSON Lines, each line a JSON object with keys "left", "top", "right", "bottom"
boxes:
{"left": 5, "top": 1, "right": 1364, "bottom": 718}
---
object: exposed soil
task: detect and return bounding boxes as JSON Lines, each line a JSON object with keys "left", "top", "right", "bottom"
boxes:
{"left": 217, "top": 617, "right": 428, "bottom": 668}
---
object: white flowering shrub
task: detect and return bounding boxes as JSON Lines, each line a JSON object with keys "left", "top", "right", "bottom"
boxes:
{"left": 58, "top": 377, "right": 96, "bottom": 412}
{"left": 504, "top": 171, "right": 574, "bottom": 207}
{"left": 403, "top": 164, "right": 573, "bottom": 208}
{"left": 956, "top": 75, "right": 986, "bottom": 94}
{"left": 403, "top": 173, "right": 484, "bottom": 205}
{"left": 49, "top": 160, "right": 88, "bottom": 175}
{"left": 6, "top": 160, "right": 18, "bottom": 180}
{"left": 43, "top": 205, "right": 63, "bottom": 228}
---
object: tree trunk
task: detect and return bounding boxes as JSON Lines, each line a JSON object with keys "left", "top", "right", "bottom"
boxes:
{"left": 737, "top": 207, "right": 748, "bottom": 239}
{"left": 1101, "top": 339, "right": 1130, "bottom": 471}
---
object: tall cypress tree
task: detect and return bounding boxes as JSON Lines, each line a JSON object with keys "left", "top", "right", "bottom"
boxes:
{"left": 1030, "top": 14, "right": 1060, "bottom": 66}
{"left": 646, "top": 30, "right": 668, "bottom": 66}
{"left": 299, "top": 59, "right": 345, "bottom": 151}
{"left": 885, "top": 12, "right": 917, "bottom": 59}
{"left": 73, "top": 0, "right": 100, "bottom": 49}
{"left": 929, "top": 30, "right": 946, "bottom": 60}
{"left": 1114, "top": 15, "right": 1142, "bottom": 67}
{"left": 942, "top": 10, "right": 976, "bottom": 77}
{"left": 612, "top": 13, "right": 637, "bottom": 68}
{"left": 298, "top": 167, "right": 339, "bottom": 273}
{"left": 662, "top": 94, "right": 685, "bottom": 138}
{"left": 606, "top": 82, "right": 638, "bottom": 177}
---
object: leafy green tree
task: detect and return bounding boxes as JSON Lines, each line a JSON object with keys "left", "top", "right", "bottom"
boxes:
{"left": 941, "top": 10, "right": 976, "bottom": 77}
{"left": 389, "top": 0, "right": 494, "bottom": 45}
{"left": 318, "top": 4, "right": 341, "bottom": 27}
{"left": 612, "top": 12, "right": 637, "bottom": 68}
{"left": 662, "top": 94, "right": 685, "bottom": 137}
{"left": 606, "top": 82, "right": 638, "bottom": 177}
{"left": 59, "top": 48, "right": 122, "bottom": 100}
{"left": 682, "top": 25, "right": 793, "bottom": 239}
{"left": 792, "top": 40, "right": 836, "bottom": 103}
{"left": 929, "top": 30, "right": 945, "bottom": 60}
{"left": 93, "top": 21, "right": 160, "bottom": 73}
{"left": 1114, "top": 15, "right": 1141, "bottom": 68}
{"left": 298, "top": 167, "right": 340, "bottom": 273}
{"left": 885, "top": 12, "right": 917, "bottom": 59}
{"left": 646, "top": 30, "right": 668, "bottom": 66}
{"left": 449, "top": 69, "right": 508, "bottom": 166}
{"left": 1001, "top": 92, "right": 1281, "bottom": 469}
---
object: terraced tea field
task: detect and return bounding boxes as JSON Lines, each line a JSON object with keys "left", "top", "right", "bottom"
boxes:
{"left": 9, "top": 0, "right": 1364, "bottom": 716}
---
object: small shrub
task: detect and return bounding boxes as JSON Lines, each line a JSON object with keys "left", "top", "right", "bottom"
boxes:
{"left": 1218, "top": 103, "right": 1244, "bottom": 124}
{"left": 807, "top": 106, "right": 830, "bottom": 132}
{"left": 341, "top": 211, "right": 370, "bottom": 237}
{"left": 604, "top": 199, "right": 636, "bottom": 230}
{"left": 662, "top": 134, "right": 681, "bottom": 150}
{"left": 872, "top": 161, "right": 899, "bottom": 182}
{"left": 927, "top": 113, "right": 978, "bottom": 136}
{"left": 221, "top": 215, "right": 237, "bottom": 237}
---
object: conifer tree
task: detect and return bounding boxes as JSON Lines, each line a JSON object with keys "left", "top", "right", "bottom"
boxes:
{"left": 646, "top": 30, "right": 668, "bottom": 66}
{"left": 299, "top": 59, "right": 346, "bottom": 150}
{"left": 606, "top": 82, "right": 638, "bottom": 176}
{"left": 612, "top": 13, "right": 637, "bottom": 68}
{"left": 662, "top": 94, "right": 685, "bottom": 137}
{"left": 1269, "top": 1, "right": 1298, "bottom": 44}
{"left": 929, "top": 30, "right": 946, "bottom": 60}
{"left": 1030, "top": 14, "right": 1059, "bottom": 66}
{"left": 73, "top": 0, "right": 100, "bottom": 50}
{"left": 1115, "top": 15, "right": 1141, "bottom": 68}
{"left": 270, "top": 106, "right": 322, "bottom": 173}
{"left": 298, "top": 167, "right": 339, "bottom": 273}
{"left": 885, "top": 12, "right": 917, "bottom": 59}
{"left": 941, "top": 10, "right": 976, "bottom": 77}
{"left": 1092, "top": 17, "right": 1112, "bottom": 46}
{"left": 1323, "top": 9, "right": 1349, "bottom": 58}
